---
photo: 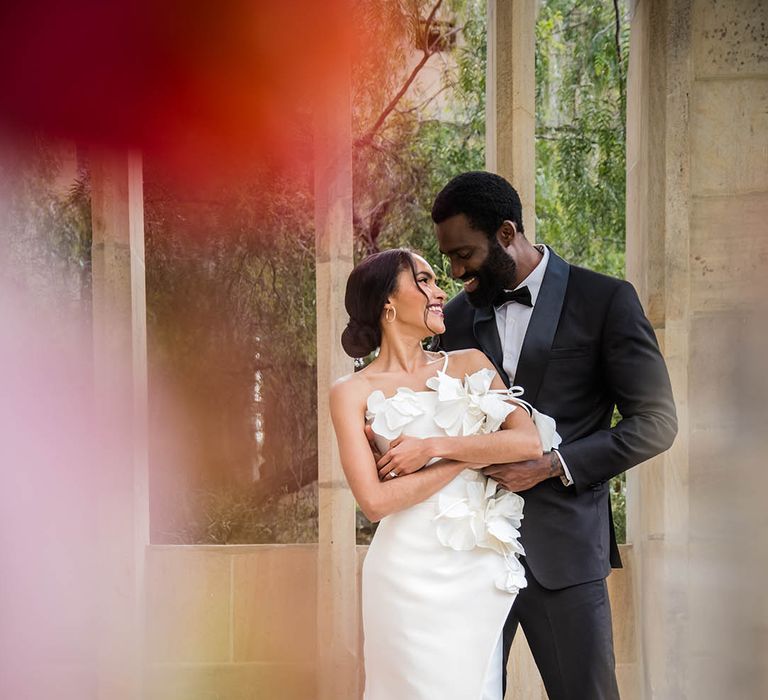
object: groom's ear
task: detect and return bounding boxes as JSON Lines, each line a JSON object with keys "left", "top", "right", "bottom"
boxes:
{"left": 498, "top": 220, "right": 518, "bottom": 246}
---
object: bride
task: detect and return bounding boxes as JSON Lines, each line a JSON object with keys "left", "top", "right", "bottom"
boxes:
{"left": 330, "top": 249, "right": 558, "bottom": 699}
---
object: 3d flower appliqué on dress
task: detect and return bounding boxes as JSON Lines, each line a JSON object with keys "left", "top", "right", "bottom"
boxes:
{"left": 365, "top": 366, "right": 562, "bottom": 595}
{"left": 425, "top": 367, "right": 533, "bottom": 594}
{"left": 432, "top": 472, "right": 528, "bottom": 594}
{"left": 426, "top": 367, "right": 514, "bottom": 436}
{"left": 366, "top": 387, "right": 425, "bottom": 441}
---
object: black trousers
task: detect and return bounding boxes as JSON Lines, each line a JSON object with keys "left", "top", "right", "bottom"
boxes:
{"left": 502, "top": 561, "right": 620, "bottom": 700}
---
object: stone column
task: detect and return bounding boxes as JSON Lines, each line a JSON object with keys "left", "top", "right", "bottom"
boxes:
{"left": 486, "top": 0, "right": 537, "bottom": 238}
{"left": 90, "top": 150, "right": 149, "bottom": 700}
{"left": 314, "top": 37, "right": 358, "bottom": 700}
{"left": 487, "top": 3, "right": 547, "bottom": 693}
{"left": 626, "top": 1, "right": 768, "bottom": 697}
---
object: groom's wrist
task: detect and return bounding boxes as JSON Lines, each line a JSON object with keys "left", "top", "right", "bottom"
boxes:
{"left": 546, "top": 451, "right": 565, "bottom": 479}
{"left": 553, "top": 449, "right": 574, "bottom": 486}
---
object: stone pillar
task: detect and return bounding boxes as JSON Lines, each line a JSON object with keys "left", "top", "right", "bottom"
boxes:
{"left": 486, "top": 0, "right": 537, "bottom": 238}
{"left": 487, "top": 3, "right": 546, "bottom": 692}
{"left": 90, "top": 150, "right": 149, "bottom": 700}
{"left": 626, "top": 1, "right": 768, "bottom": 697}
{"left": 314, "top": 38, "right": 357, "bottom": 700}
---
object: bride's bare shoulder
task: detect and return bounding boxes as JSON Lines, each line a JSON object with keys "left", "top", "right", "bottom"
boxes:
{"left": 445, "top": 348, "right": 494, "bottom": 375}
{"left": 330, "top": 370, "right": 373, "bottom": 406}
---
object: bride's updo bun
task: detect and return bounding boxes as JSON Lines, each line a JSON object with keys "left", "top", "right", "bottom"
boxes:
{"left": 342, "top": 249, "right": 416, "bottom": 358}
{"left": 341, "top": 318, "right": 380, "bottom": 358}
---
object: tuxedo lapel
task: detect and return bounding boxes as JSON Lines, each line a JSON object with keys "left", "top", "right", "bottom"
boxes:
{"left": 472, "top": 306, "right": 509, "bottom": 386}
{"left": 515, "top": 248, "right": 570, "bottom": 403}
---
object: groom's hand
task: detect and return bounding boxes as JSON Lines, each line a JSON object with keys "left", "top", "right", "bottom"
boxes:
{"left": 483, "top": 452, "right": 564, "bottom": 492}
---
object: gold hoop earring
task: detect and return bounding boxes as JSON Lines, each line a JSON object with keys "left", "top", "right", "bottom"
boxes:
{"left": 385, "top": 307, "right": 397, "bottom": 323}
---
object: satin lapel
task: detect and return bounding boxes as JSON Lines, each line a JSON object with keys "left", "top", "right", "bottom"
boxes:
{"left": 472, "top": 306, "right": 509, "bottom": 386}
{"left": 515, "top": 248, "right": 570, "bottom": 403}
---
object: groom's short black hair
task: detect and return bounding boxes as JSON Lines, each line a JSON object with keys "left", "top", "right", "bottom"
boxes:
{"left": 431, "top": 171, "right": 524, "bottom": 238}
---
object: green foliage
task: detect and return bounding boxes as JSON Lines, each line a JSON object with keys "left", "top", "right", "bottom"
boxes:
{"left": 1, "top": 137, "right": 92, "bottom": 295}
{"left": 144, "top": 163, "right": 320, "bottom": 540}
{"left": 352, "top": 0, "right": 486, "bottom": 300}
{"left": 611, "top": 473, "right": 627, "bottom": 544}
{"left": 353, "top": 0, "right": 630, "bottom": 278}
{"left": 610, "top": 408, "right": 626, "bottom": 543}
{"left": 535, "top": 0, "right": 629, "bottom": 278}
{"left": 145, "top": 168, "right": 317, "bottom": 369}
{"left": 167, "top": 483, "right": 318, "bottom": 545}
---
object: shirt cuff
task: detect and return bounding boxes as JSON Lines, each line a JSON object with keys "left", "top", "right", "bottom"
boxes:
{"left": 554, "top": 449, "right": 574, "bottom": 487}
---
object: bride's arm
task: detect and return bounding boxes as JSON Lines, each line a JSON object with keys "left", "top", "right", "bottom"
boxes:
{"left": 330, "top": 378, "right": 480, "bottom": 522}
{"left": 377, "top": 350, "right": 542, "bottom": 474}
{"left": 378, "top": 407, "right": 541, "bottom": 475}
{"left": 429, "top": 403, "right": 541, "bottom": 464}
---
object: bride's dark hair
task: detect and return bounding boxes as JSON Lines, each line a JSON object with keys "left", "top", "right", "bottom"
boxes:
{"left": 342, "top": 248, "right": 426, "bottom": 358}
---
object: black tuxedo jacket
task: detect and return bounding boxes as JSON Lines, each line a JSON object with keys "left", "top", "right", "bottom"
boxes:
{"left": 439, "top": 248, "right": 677, "bottom": 589}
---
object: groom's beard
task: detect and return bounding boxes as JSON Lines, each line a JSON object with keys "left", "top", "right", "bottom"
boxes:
{"left": 463, "top": 241, "right": 518, "bottom": 308}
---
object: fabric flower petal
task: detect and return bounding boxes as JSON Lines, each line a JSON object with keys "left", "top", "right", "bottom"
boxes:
{"left": 495, "top": 560, "right": 528, "bottom": 593}
{"left": 365, "top": 390, "right": 386, "bottom": 420}
{"left": 427, "top": 371, "right": 466, "bottom": 401}
{"left": 461, "top": 409, "right": 486, "bottom": 436}
{"left": 476, "top": 394, "right": 516, "bottom": 433}
{"left": 486, "top": 517, "right": 522, "bottom": 545}
{"left": 366, "top": 387, "right": 425, "bottom": 441}
{"left": 433, "top": 399, "right": 469, "bottom": 436}
{"left": 435, "top": 494, "right": 472, "bottom": 519}
{"left": 531, "top": 408, "right": 562, "bottom": 451}
{"left": 488, "top": 490, "right": 525, "bottom": 518}
{"left": 464, "top": 368, "right": 495, "bottom": 396}
{"left": 369, "top": 413, "right": 397, "bottom": 441}
{"left": 390, "top": 388, "right": 424, "bottom": 415}
{"left": 465, "top": 480, "right": 488, "bottom": 509}
{"left": 436, "top": 519, "right": 478, "bottom": 551}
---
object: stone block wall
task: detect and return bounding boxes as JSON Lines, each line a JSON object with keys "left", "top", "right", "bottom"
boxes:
{"left": 145, "top": 545, "right": 317, "bottom": 700}
{"left": 626, "top": 0, "right": 768, "bottom": 697}
{"left": 144, "top": 543, "right": 637, "bottom": 699}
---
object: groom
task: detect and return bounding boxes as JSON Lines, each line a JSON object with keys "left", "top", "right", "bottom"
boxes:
{"left": 432, "top": 172, "right": 677, "bottom": 699}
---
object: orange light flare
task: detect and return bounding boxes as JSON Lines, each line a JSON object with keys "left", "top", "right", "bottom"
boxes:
{"left": 0, "top": 0, "right": 357, "bottom": 183}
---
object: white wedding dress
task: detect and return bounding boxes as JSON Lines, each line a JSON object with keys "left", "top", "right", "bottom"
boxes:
{"left": 362, "top": 352, "right": 559, "bottom": 700}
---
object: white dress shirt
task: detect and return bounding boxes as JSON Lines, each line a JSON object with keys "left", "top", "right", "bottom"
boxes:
{"left": 493, "top": 245, "right": 574, "bottom": 486}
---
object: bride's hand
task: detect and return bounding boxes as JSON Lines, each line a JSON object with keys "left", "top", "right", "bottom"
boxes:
{"left": 377, "top": 435, "right": 433, "bottom": 480}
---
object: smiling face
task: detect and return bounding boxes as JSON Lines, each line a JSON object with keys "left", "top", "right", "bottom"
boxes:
{"left": 435, "top": 213, "right": 518, "bottom": 307}
{"left": 386, "top": 254, "right": 446, "bottom": 337}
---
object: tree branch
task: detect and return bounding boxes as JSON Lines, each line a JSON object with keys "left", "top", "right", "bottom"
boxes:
{"left": 612, "top": 0, "right": 623, "bottom": 70}
{"left": 395, "top": 81, "right": 455, "bottom": 116}
{"left": 355, "top": 0, "right": 445, "bottom": 148}
{"left": 612, "top": 0, "right": 626, "bottom": 140}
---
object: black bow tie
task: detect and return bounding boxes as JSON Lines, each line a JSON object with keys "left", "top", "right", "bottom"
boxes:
{"left": 493, "top": 286, "right": 533, "bottom": 308}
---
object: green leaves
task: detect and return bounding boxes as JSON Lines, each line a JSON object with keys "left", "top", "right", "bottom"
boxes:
{"left": 352, "top": 0, "right": 485, "bottom": 266}
{"left": 535, "top": 0, "right": 628, "bottom": 279}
